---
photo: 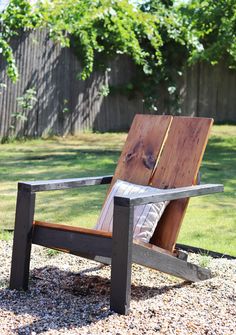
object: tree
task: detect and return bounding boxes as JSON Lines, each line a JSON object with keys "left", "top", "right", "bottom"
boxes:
{"left": 179, "top": 0, "right": 236, "bottom": 68}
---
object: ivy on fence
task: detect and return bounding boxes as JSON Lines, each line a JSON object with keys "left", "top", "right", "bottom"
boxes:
{"left": 0, "top": 0, "right": 235, "bottom": 110}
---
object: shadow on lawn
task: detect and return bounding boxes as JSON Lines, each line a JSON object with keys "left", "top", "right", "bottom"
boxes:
{"left": 199, "top": 137, "right": 236, "bottom": 198}
{"left": 0, "top": 149, "right": 119, "bottom": 191}
{"left": 0, "top": 265, "right": 189, "bottom": 334}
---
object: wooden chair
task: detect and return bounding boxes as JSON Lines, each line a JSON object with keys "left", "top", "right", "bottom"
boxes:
{"left": 10, "top": 115, "right": 223, "bottom": 315}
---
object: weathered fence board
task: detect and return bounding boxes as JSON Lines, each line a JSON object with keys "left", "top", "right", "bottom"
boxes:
{"left": 181, "top": 61, "right": 236, "bottom": 121}
{"left": 0, "top": 29, "right": 235, "bottom": 139}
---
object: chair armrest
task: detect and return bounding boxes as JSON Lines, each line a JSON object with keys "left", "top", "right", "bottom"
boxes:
{"left": 18, "top": 175, "right": 113, "bottom": 192}
{"left": 114, "top": 184, "right": 224, "bottom": 207}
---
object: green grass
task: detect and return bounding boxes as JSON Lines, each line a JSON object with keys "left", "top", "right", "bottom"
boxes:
{"left": 0, "top": 133, "right": 126, "bottom": 230}
{"left": 0, "top": 126, "right": 235, "bottom": 256}
{"left": 178, "top": 125, "right": 236, "bottom": 256}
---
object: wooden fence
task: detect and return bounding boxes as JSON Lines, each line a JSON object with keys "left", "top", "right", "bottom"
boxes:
{"left": 0, "top": 29, "right": 235, "bottom": 139}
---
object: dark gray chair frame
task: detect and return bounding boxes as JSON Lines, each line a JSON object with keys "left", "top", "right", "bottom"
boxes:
{"left": 10, "top": 175, "right": 223, "bottom": 315}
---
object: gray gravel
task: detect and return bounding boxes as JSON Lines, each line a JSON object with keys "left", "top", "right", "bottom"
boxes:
{"left": 0, "top": 240, "right": 235, "bottom": 334}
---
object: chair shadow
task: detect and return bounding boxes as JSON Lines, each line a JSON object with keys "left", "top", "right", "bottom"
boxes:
{"left": 0, "top": 265, "right": 190, "bottom": 334}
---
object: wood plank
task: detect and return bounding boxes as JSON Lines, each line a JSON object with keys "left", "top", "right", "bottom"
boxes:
{"left": 114, "top": 184, "right": 223, "bottom": 206}
{"left": 134, "top": 240, "right": 174, "bottom": 256}
{"left": 110, "top": 204, "right": 134, "bottom": 315}
{"left": 111, "top": 114, "right": 172, "bottom": 186}
{"left": 32, "top": 222, "right": 112, "bottom": 258}
{"left": 150, "top": 116, "right": 213, "bottom": 251}
{"left": 175, "top": 249, "right": 188, "bottom": 261}
{"left": 133, "top": 243, "right": 211, "bottom": 282}
{"left": 33, "top": 221, "right": 112, "bottom": 238}
{"left": 19, "top": 175, "right": 113, "bottom": 192}
{"left": 10, "top": 190, "right": 36, "bottom": 290}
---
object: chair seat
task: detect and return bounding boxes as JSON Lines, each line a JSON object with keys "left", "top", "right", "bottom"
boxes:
{"left": 34, "top": 221, "right": 112, "bottom": 238}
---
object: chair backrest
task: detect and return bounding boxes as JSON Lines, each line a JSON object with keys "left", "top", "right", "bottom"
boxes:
{"left": 150, "top": 116, "right": 213, "bottom": 251}
{"left": 111, "top": 114, "right": 213, "bottom": 252}
{"left": 112, "top": 114, "right": 172, "bottom": 185}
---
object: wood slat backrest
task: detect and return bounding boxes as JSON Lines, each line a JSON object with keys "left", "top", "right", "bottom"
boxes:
{"left": 112, "top": 114, "right": 172, "bottom": 186}
{"left": 150, "top": 116, "right": 213, "bottom": 251}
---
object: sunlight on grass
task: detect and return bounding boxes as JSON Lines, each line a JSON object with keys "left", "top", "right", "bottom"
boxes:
{"left": 178, "top": 125, "right": 236, "bottom": 255}
{"left": 0, "top": 126, "right": 235, "bottom": 255}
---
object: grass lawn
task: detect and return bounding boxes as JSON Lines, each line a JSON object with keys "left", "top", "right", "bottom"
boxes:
{"left": 0, "top": 126, "right": 235, "bottom": 256}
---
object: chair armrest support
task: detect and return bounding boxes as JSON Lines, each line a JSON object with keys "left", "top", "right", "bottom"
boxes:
{"left": 114, "top": 184, "right": 224, "bottom": 207}
{"left": 18, "top": 175, "right": 113, "bottom": 193}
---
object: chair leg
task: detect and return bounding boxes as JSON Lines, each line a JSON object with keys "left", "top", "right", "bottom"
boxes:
{"left": 10, "top": 189, "right": 36, "bottom": 290}
{"left": 110, "top": 203, "right": 134, "bottom": 315}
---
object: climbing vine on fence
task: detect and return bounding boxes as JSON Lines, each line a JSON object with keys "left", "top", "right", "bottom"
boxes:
{"left": 0, "top": 0, "right": 40, "bottom": 80}
{"left": 179, "top": 0, "right": 236, "bottom": 68}
{"left": 0, "top": 0, "right": 235, "bottom": 110}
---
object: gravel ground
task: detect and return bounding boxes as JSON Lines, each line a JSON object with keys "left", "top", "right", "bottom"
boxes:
{"left": 0, "top": 240, "right": 235, "bottom": 335}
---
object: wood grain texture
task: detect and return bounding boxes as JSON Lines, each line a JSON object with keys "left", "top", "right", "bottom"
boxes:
{"left": 33, "top": 221, "right": 112, "bottom": 238}
{"left": 150, "top": 116, "right": 213, "bottom": 251}
{"left": 132, "top": 243, "right": 211, "bottom": 282}
{"left": 111, "top": 114, "right": 172, "bottom": 187}
{"left": 32, "top": 222, "right": 112, "bottom": 258}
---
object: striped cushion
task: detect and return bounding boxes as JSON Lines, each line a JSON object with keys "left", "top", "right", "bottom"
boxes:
{"left": 94, "top": 180, "right": 169, "bottom": 243}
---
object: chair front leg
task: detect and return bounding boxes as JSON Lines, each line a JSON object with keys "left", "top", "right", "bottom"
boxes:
{"left": 10, "top": 189, "right": 36, "bottom": 290}
{"left": 110, "top": 201, "right": 134, "bottom": 315}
